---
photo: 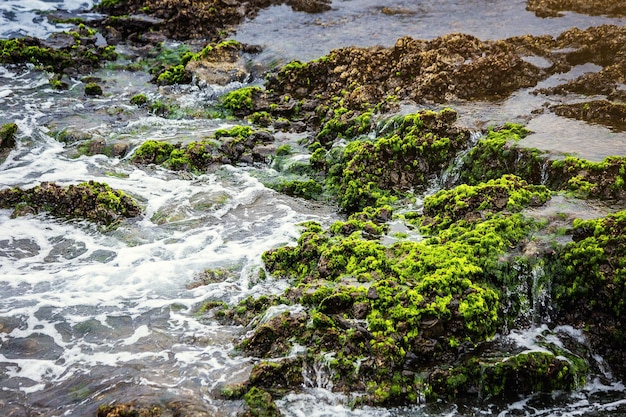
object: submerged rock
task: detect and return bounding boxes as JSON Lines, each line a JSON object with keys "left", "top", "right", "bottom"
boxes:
{"left": 550, "top": 100, "right": 626, "bottom": 131}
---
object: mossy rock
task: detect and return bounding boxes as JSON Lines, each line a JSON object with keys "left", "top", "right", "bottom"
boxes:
{"left": 84, "top": 82, "right": 103, "bottom": 96}
{"left": 458, "top": 123, "right": 546, "bottom": 185}
{"left": 546, "top": 209, "right": 626, "bottom": 380}
{"left": 323, "top": 109, "right": 471, "bottom": 212}
{"left": 429, "top": 349, "right": 587, "bottom": 400}
{"left": 0, "top": 181, "right": 141, "bottom": 226}
{"left": 246, "top": 205, "right": 544, "bottom": 404}
{"left": 548, "top": 156, "right": 626, "bottom": 200}
{"left": 420, "top": 174, "right": 551, "bottom": 232}
{"left": 0, "top": 31, "right": 117, "bottom": 74}
{"left": 267, "top": 179, "right": 323, "bottom": 200}
{"left": 155, "top": 64, "right": 192, "bottom": 85}
{"left": 131, "top": 128, "right": 273, "bottom": 171}
{"left": 0, "top": 122, "right": 18, "bottom": 150}
{"left": 241, "top": 387, "right": 282, "bottom": 417}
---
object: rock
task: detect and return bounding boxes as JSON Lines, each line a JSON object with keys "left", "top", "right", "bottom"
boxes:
{"left": 0, "top": 122, "right": 18, "bottom": 150}
{"left": 84, "top": 82, "right": 103, "bottom": 96}
{"left": 526, "top": 0, "right": 626, "bottom": 17}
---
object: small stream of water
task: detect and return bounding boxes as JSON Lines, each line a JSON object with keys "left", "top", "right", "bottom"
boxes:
{"left": 2, "top": 1, "right": 626, "bottom": 416}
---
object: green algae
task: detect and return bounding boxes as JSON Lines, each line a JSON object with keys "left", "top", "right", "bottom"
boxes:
{"left": 458, "top": 124, "right": 626, "bottom": 201}
{"left": 550, "top": 210, "right": 626, "bottom": 318}
{"left": 548, "top": 155, "right": 626, "bottom": 200}
{"left": 322, "top": 109, "right": 470, "bottom": 212}
{"left": 155, "top": 64, "right": 191, "bottom": 85}
{"left": 251, "top": 198, "right": 546, "bottom": 403}
{"left": 0, "top": 38, "right": 73, "bottom": 72}
{"left": 459, "top": 123, "right": 547, "bottom": 185}
{"left": 131, "top": 139, "right": 219, "bottom": 172}
{"left": 242, "top": 387, "right": 282, "bottom": 417}
{"left": 130, "top": 93, "right": 148, "bottom": 106}
{"left": 267, "top": 179, "right": 323, "bottom": 200}
{"left": 420, "top": 174, "right": 551, "bottom": 232}
{"left": 220, "top": 86, "right": 262, "bottom": 114}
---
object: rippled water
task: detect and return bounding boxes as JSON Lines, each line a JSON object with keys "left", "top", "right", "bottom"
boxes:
{"left": 1, "top": 1, "right": 626, "bottom": 416}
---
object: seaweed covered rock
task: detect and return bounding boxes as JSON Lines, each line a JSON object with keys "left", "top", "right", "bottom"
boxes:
{"left": 0, "top": 181, "right": 141, "bottom": 225}
{"left": 429, "top": 347, "right": 587, "bottom": 400}
{"left": 230, "top": 189, "right": 554, "bottom": 404}
{"left": 0, "top": 122, "right": 18, "bottom": 152}
{"left": 0, "top": 26, "right": 117, "bottom": 74}
{"left": 130, "top": 126, "right": 274, "bottom": 171}
{"left": 421, "top": 175, "right": 551, "bottom": 231}
{"left": 322, "top": 109, "right": 472, "bottom": 212}
{"left": 222, "top": 32, "right": 560, "bottom": 138}
{"left": 458, "top": 123, "right": 547, "bottom": 185}
{"left": 458, "top": 123, "right": 626, "bottom": 201}
{"left": 527, "top": 0, "right": 626, "bottom": 17}
{"left": 263, "top": 33, "right": 545, "bottom": 107}
{"left": 547, "top": 156, "right": 626, "bottom": 200}
{"left": 548, "top": 210, "right": 626, "bottom": 380}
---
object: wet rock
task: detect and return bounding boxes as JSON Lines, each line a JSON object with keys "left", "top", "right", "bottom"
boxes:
{"left": 241, "top": 311, "right": 307, "bottom": 357}
{"left": 550, "top": 100, "right": 626, "bottom": 131}
{"left": 0, "top": 29, "right": 117, "bottom": 75}
{"left": 84, "top": 82, "right": 103, "bottom": 96}
{"left": 249, "top": 357, "right": 304, "bottom": 391}
{"left": 533, "top": 26, "right": 626, "bottom": 102}
{"left": 95, "top": 0, "right": 330, "bottom": 42}
{"left": 0, "top": 122, "right": 18, "bottom": 152}
{"left": 549, "top": 210, "right": 626, "bottom": 381}
{"left": 0, "top": 181, "right": 141, "bottom": 226}
{"left": 526, "top": 0, "right": 626, "bottom": 17}
{"left": 186, "top": 40, "right": 257, "bottom": 86}
{"left": 246, "top": 33, "right": 547, "bottom": 131}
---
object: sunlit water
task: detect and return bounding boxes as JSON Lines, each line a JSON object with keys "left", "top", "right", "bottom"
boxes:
{"left": 1, "top": 0, "right": 626, "bottom": 416}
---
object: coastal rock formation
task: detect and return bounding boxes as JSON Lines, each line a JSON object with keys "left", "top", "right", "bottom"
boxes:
{"left": 96, "top": 0, "right": 331, "bottom": 42}
{"left": 527, "top": 0, "right": 626, "bottom": 17}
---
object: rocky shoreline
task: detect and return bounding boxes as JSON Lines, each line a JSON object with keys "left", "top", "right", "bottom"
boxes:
{"left": 1, "top": 0, "right": 626, "bottom": 416}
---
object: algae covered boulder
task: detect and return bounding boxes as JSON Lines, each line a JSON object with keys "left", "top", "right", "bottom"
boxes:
{"left": 0, "top": 181, "right": 141, "bottom": 226}
{"left": 324, "top": 109, "right": 471, "bottom": 212}
{"left": 0, "top": 27, "right": 117, "bottom": 74}
{"left": 130, "top": 126, "right": 274, "bottom": 171}
{"left": 229, "top": 183, "right": 556, "bottom": 405}
{"left": 0, "top": 122, "right": 18, "bottom": 154}
{"left": 548, "top": 210, "right": 626, "bottom": 380}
